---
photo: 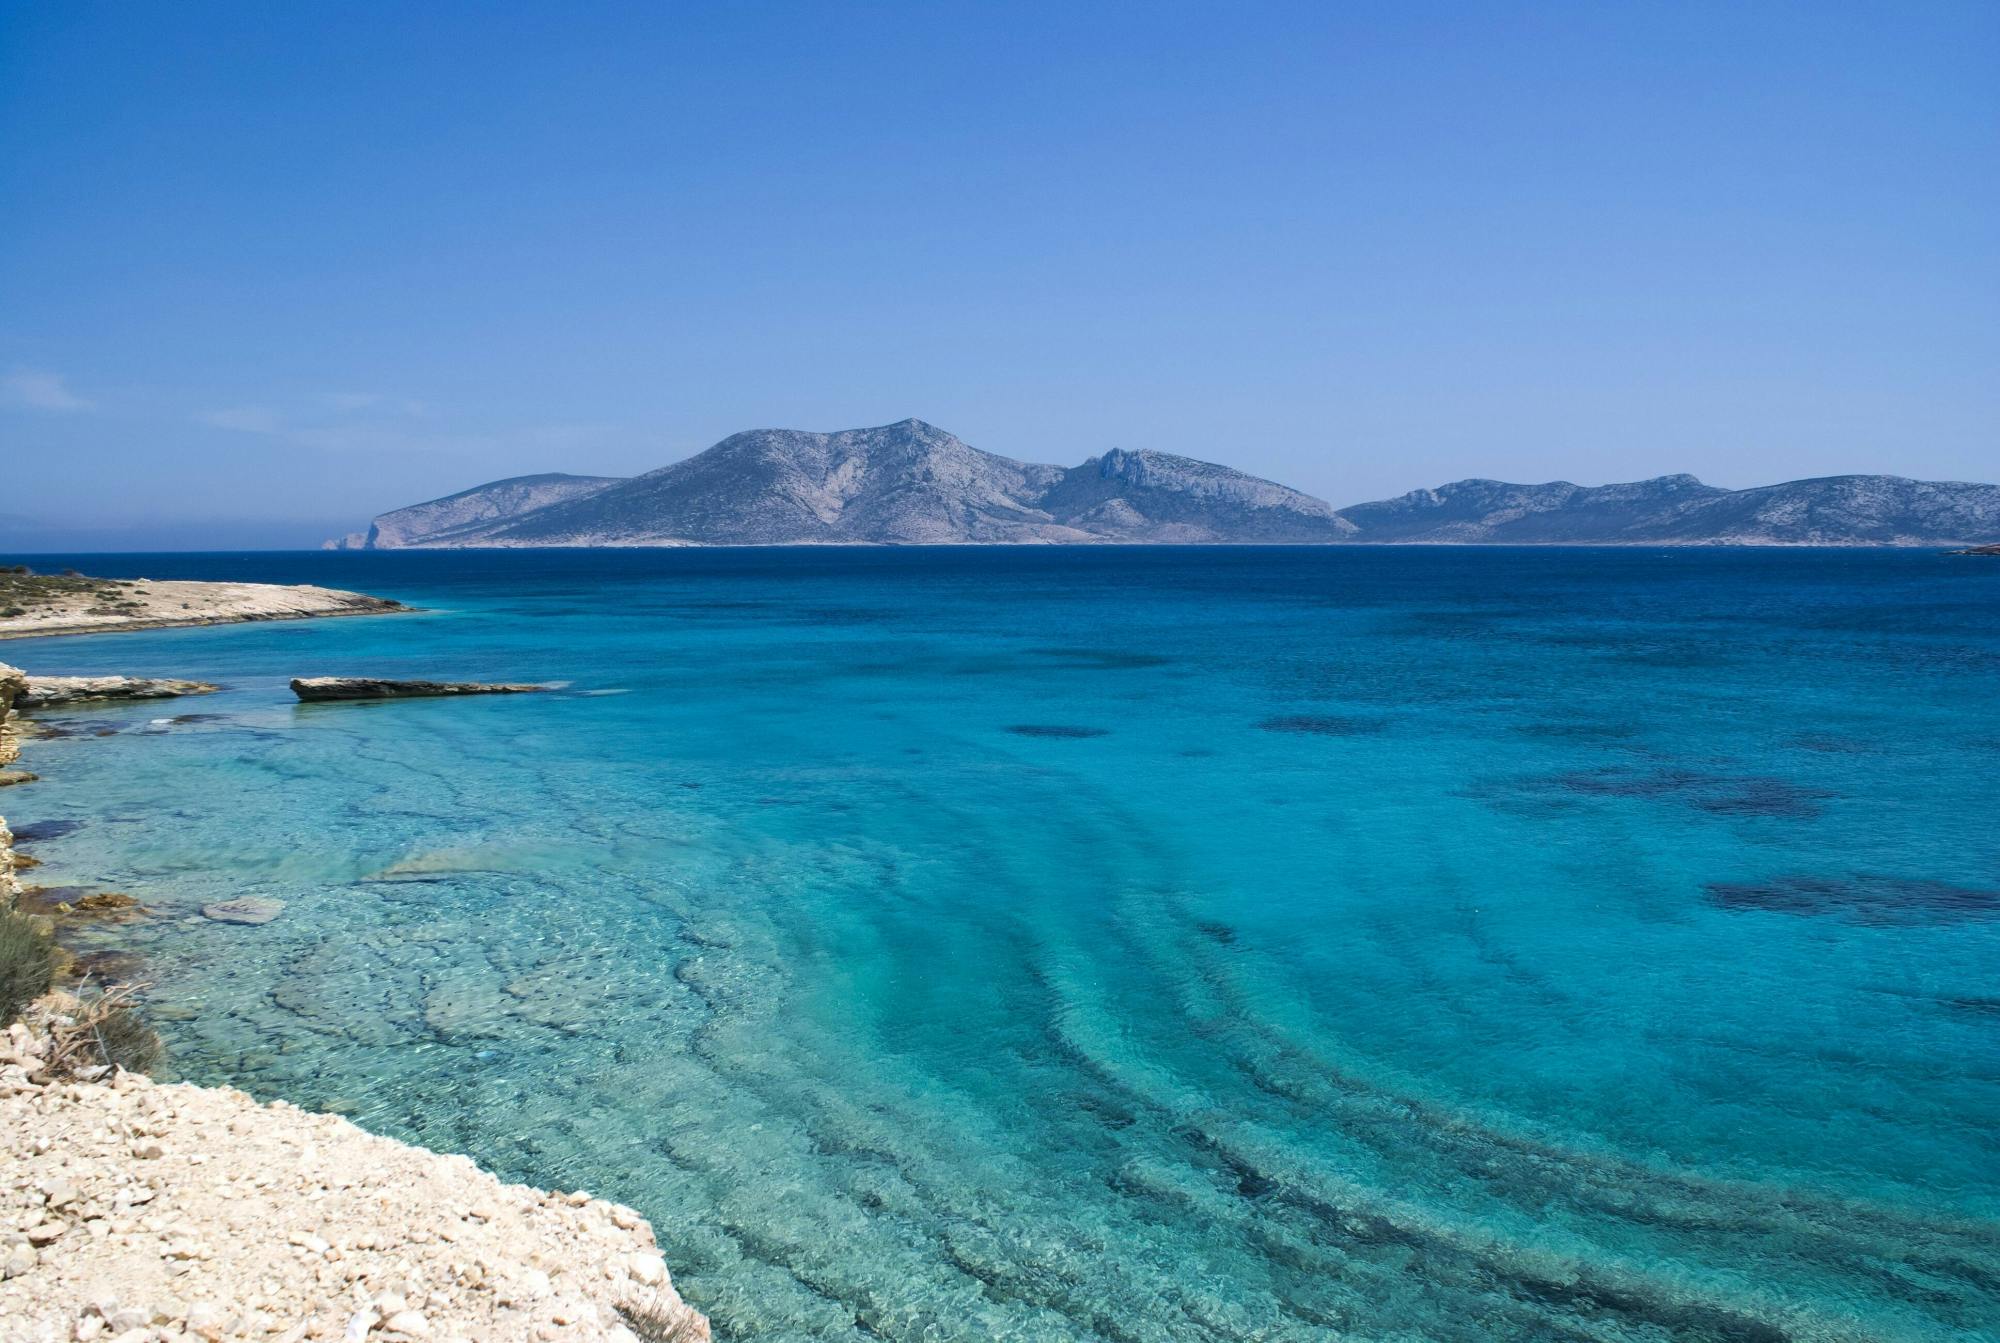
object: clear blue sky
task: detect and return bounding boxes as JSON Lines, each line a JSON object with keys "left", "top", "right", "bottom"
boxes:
{"left": 2, "top": 1, "right": 1994, "bottom": 548}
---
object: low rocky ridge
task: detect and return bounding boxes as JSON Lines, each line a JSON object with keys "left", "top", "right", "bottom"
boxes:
{"left": 1335, "top": 473, "right": 2000, "bottom": 545}
{"left": 326, "top": 421, "right": 2000, "bottom": 548}
{"left": 0, "top": 1019, "right": 707, "bottom": 1342}
{"left": 0, "top": 572, "right": 408, "bottom": 641}
{"left": 290, "top": 679, "right": 548, "bottom": 703}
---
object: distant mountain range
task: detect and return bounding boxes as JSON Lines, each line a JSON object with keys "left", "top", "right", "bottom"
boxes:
{"left": 1338, "top": 473, "right": 2000, "bottom": 545}
{"left": 326, "top": 419, "right": 2000, "bottom": 549}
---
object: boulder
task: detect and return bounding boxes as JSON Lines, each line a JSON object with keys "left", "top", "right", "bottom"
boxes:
{"left": 290, "top": 678, "right": 547, "bottom": 702}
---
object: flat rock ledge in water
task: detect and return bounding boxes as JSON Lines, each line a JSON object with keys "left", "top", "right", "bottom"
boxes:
{"left": 21, "top": 675, "right": 219, "bottom": 708}
{"left": 0, "top": 1016, "right": 709, "bottom": 1341}
{"left": 201, "top": 897, "right": 286, "bottom": 925}
{"left": 290, "top": 677, "right": 549, "bottom": 702}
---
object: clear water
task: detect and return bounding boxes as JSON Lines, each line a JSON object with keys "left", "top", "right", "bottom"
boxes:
{"left": 6, "top": 547, "right": 1998, "bottom": 1342}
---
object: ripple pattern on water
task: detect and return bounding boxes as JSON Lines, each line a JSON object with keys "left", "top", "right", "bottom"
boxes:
{"left": 5, "top": 545, "right": 1998, "bottom": 1340}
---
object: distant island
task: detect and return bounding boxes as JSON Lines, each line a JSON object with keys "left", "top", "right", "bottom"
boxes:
{"left": 326, "top": 418, "right": 2000, "bottom": 550}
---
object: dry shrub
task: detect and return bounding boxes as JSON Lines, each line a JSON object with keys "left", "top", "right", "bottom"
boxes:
{"left": 39, "top": 984, "right": 165, "bottom": 1079}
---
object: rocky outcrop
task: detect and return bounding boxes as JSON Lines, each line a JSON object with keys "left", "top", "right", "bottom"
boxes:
{"left": 329, "top": 419, "right": 1355, "bottom": 547}
{"left": 0, "top": 1020, "right": 708, "bottom": 1341}
{"left": 0, "top": 815, "right": 17, "bottom": 909}
{"left": 290, "top": 678, "right": 549, "bottom": 703}
{"left": 1949, "top": 542, "right": 2000, "bottom": 555}
{"left": 1, "top": 663, "right": 26, "bottom": 902}
{"left": 20, "top": 675, "right": 218, "bottom": 708}
{"left": 0, "top": 662, "right": 25, "bottom": 763}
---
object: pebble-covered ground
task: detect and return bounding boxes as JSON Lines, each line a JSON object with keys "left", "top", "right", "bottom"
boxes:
{"left": 0, "top": 1022, "right": 707, "bottom": 1343}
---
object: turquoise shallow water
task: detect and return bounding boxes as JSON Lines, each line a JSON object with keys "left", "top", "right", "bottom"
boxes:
{"left": 5, "top": 547, "right": 1998, "bottom": 1341}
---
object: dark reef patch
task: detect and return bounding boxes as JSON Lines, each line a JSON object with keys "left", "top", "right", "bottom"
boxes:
{"left": 1788, "top": 732, "right": 1874, "bottom": 755}
{"left": 1195, "top": 920, "right": 1237, "bottom": 945}
{"left": 1513, "top": 719, "right": 1642, "bottom": 742}
{"left": 1257, "top": 714, "right": 1388, "bottom": 737}
{"left": 1548, "top": 766, "right": 1834, "bottom": 820}
{"left": 1940, "top": 995, "right": 2000, "bottom": 1018}
{"left": 1026, "top": 647, "right": 1173, "bottom": 671}
{"left": 1688, "top": 778, "right": 1836, "bottom": 820}
{"left": 1705, "top": 874, "right": 2000, "bottom": 926}
{"left": 1005, "top": 724, "right": 1110, "bottom": 739}
{"left": 796, "top": 605, "right": 893, "bottom": 626}
{"left": 69, "top": 948, "right": 149, "bottom": 986}
{"left": 17, "top": 886, "right": 94, "bottom": 914}
{"left": 11, "top": 818, "right": 83, "bottom": 842}
{"left": 21, "top": 719, "right": 125, "bottom": 739}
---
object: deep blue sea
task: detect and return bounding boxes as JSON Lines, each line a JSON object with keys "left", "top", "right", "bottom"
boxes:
{"left": 4, "top": 547, "right": 1998, "bottom": 1341}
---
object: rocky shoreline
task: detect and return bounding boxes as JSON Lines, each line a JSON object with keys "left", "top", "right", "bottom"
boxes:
{"left": 0, "top": 655, "right": 710, "bottom": 1342}
{"left": 2, "top": 1039, "right": 705, "bottom": 1343}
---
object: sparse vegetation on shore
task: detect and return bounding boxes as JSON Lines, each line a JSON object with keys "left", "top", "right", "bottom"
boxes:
{"left": 0, "top": 566, "right": 149, "bottom": 620}
{"left": 0, "top": 569, "right": 409, "bottom": 640}
{"left": 0, "top": 908, "right": 54, "bottom": 1023}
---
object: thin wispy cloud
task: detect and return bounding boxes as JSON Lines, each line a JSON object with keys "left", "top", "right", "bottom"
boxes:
{"left": 320, "top": 392, "right": 428, "bottom": 416}
{"left": 2, "top": 368, "right": 92, "bottom": 412}
{"left": 193, "top": 390, "right": 609, "bottom": 462}
{"left": 199, "top": 405, "right": 284, "bottom": 434}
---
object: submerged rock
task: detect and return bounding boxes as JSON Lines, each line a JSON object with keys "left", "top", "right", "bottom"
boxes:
{"left": 1004, "top": 724, "right": 1110, "bottom": 738}
{"left": 290, "top": 677, "right": 548, "bottom": 702}
{"left": 201, "top": 897, "right": 286, "bottom": 925}
{"left": 18, "top": 887, "right": 142, "bottom": 919}
{"left": 71, "top": 891, "right": 141, "bottom": 914}
{"left": 67, "top": 948, "right": 148, "bottom": 985}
